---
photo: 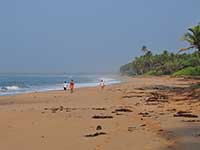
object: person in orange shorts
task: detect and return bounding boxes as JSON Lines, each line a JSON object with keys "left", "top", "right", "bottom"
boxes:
{"left": 70, "top": 80, "right": 74, "bottom": 93}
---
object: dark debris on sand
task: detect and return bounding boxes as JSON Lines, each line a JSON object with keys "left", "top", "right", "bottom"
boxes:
{"left": 96, "top": 125, "right": 102, "bottom": 130}
{"left": 92, "top": 107, "right": 106, "bottom": 110}
{"left": 122, "top": 95, "right": 143, "bottom": 98}
{"left": 174, "top": 111, "right": 198, "bottom": 118}
{"left": 138, "top": 112, "right": 151, "bottom": 117}
{"left": 92, "top": 115, "right": 113, "bottom": 119}
{"left": 181, "top": 119, "right": 200, "bottom": 122}
{"left": 113, "top": 108, "right": 133, "bottom": 113}
{"left": 85, "top": 132, "right": 107, "bottom": 137}
{"left": 145, "top": 92, "right": 169, "bottom": 104}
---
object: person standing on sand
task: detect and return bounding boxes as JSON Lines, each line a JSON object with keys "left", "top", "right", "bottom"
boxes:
{"left": 70, "top": 80, "right": 74, "bottom": 93}
{"left": 100, "top": 79, "right": 105, "bottom": 90}
{"left": 63, "top": 81, "right": 67, "bottom": 91}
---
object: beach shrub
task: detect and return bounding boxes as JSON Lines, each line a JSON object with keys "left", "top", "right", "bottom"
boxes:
{"left": 173, "top": 66, "right": 200, "bottom": 76}
{"left": 145, "top": 70, "right": 157, "bottom": 76}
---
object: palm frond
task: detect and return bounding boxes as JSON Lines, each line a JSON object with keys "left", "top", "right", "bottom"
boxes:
{"left": 178, "top": 46, "right": 194, "bottom": 53}
{"left": 180, "top": 23, "right": 200, "bottom": 53}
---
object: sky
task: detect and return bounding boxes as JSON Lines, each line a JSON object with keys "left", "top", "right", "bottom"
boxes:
{"left": 0, "top": 0, "right": 199, "bottom": 73}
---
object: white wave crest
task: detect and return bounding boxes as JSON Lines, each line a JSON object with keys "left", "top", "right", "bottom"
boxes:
{"left": 3, "top": 86, "right": 20, "bottom": 91}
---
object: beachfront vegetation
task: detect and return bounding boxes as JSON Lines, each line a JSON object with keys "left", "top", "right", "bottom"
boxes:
{"left": 120, "top": 51, "right": 200, "bottom": 76}
{"left": 120, "top": 23, "right": 200, "bottom": 76}
{"left": 179, "top": 23, "right": 200, "bottom": 53}
{"left": 173, "top": 66, "right": 200, "bottom": 76}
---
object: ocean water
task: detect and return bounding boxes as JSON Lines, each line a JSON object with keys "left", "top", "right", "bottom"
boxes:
{"left": 0, "top": 73, "right": 120, "bottom": 96}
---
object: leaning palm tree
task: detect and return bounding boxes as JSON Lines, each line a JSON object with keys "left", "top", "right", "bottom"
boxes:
{"left": 179, "top": 23, "right": 200, "bottom": 53}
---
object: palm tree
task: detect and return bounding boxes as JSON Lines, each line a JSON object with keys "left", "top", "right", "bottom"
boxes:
{"left": 141, "top": 45, "right": 150, "bottom": 53}
{"left": 179, "top": 23, "right": 200, "bottom": 53}
{"left": 141, "top": 46, "right": 153, "bottom": 72}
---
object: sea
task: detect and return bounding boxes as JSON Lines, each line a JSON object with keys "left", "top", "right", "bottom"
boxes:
{"left": 0, "top": 73, "right": 120, "bottom": 96}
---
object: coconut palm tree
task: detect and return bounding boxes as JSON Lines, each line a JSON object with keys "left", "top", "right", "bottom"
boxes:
{"left": 179, "top": 23, "right": 200, "bottom": 53}
{"left": 141, "top": 45, "right": 150, "bottom": 53}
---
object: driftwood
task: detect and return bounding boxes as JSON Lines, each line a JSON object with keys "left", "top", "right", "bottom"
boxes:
{"left": 85, "top": 132, "right": 106, "bottom": 137}
{"left": 114, "top": 108, "right": 133, "bottom": 113}
{"left": 92, "top": 108, "right": 106, "bottom": 110}
{"left": 140, "top": 124, "right": 146, "bottom": 127}
{"left": 174, "top": 111, "right": 198, "bottom": 118}
{"left": 92, "top": 115, "right": 113, "bottom": 119}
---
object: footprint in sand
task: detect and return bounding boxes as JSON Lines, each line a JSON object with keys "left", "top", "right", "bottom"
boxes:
{"left": 94, "top": 144, "right": 101, "bottom": 150}
{"left": 104, "top": 136, "right": 111, "bottom": 143}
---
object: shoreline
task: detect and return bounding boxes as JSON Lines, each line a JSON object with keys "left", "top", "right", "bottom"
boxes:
{"left": 0, "top": 76, "right": 122, "bottom": 97}
{"left": 0, "top": 76, "right": 199, "bottom": 150}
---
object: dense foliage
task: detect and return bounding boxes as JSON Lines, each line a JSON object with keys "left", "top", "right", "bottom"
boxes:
{"left": 173, "top": 66, "right": 200, "bottom": 76}
{"left": 120, "top": 23, "right": 200, "bottom": 76}
{"left": 120, "top": 51, "right": 200, "bottom": 76}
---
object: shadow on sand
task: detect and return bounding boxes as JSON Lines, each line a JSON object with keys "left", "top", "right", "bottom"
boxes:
{"left": 159, "top": 123, "right": 200, "bottom": 150}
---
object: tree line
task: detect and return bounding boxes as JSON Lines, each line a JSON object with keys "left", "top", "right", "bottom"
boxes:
{"left": 120, "top": 23, "right": 200, "bottom": 76}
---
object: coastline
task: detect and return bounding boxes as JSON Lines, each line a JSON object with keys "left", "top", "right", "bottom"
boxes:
{"left": 0, "top": 76, "right": 199, "bottom": 150}
{"left": 0, "top": 74, "right": 121, "bottom": 96}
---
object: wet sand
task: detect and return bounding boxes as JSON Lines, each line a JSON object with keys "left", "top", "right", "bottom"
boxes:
{"left": 0, "top": 76, "right": 199, "bottom": 150}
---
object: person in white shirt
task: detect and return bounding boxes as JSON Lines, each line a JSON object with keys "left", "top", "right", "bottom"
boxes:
{"left": 63, "top": 81, "right": 67, "bottom": 91}
{"left": 100, "top": 80, "right": 105, "bottom": 90}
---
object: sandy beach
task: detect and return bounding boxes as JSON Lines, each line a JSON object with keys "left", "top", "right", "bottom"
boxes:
{"left": 0, "top": 76, "right": 199, "bottom": 150}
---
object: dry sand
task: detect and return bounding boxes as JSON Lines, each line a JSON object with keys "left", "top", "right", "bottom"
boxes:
{"left": 0, "top": 76, "right": 199, "bottom": 150}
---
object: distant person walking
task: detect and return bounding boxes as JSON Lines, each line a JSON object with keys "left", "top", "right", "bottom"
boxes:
{"left": 100, "top": 79, "right": 105, "bottom": 90}
{"left": 63, "top": 81, "right": 67, "bottom": 91}
{"left": 70, "top": 80, "right": 74, "bottom": 93}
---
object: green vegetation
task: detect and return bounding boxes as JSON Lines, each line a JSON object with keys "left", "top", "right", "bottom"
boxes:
{"left": 179, "top": 23, "right": 200, "bottom": 53}
{"left": 120, "top": 51, "right": 200, "bottom": 76}
{"left": 173, "top": 66, "right": 200, "bottom": 76}
{"left": 120, "top": 23, "right": 200, "bottom": 76}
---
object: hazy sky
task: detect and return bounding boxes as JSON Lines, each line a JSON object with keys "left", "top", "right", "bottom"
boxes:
{"left": 0, "top": 0, "right": 199, "bottom": 73}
